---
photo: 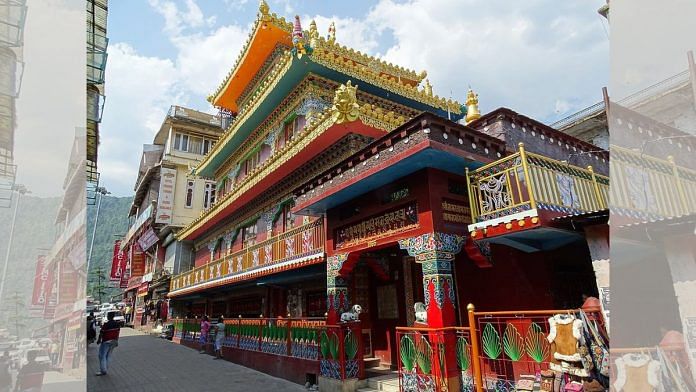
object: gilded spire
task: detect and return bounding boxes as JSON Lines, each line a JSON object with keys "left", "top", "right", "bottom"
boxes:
{"left": 465, "top": 88, "right": 481, "bottom": 124}
{"left": 259, "top": 0, "right": 270, "bottom": 21}
{"left": 423, "top": 79, "right": 433, "bottom": 96}
{"left": 327, "top": 21, "right": 336, "bottom": 44}
{"left": 292, "top": 16, "right": 308, "bottom": 58}
{"left": 309, "top": 20, "right": 319, "bottom": 48}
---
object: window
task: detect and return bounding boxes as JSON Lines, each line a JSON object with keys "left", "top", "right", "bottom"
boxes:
{"left": 173, "top": 132, "right": 215, "bottom": 154}
{"left": 204, "top": 182, "right": 216, "bottom": 209}
{"left": 185, "top": 180, "right": 194, "bottom": 208}
{"left": 202, "top": 139, "right": 212, "bottom": 155}
{"left": 283, "top": 205, "right": 295, "bottom": 231}
{"left": 242, "top": 221, "right": 258, "bottom": 247}
{"left": 243, "top": 149, "right": 262, "bottom": 175}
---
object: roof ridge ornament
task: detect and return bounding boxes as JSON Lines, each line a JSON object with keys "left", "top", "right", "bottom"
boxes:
{"left": 327, "top": 21, "right": 336, "bottom": 44}
{"left": 465, "top": 88, "right": 481, "bottom": 124}
{"left": 331, "top": 81, "right": 360, "bottom": 124}
{"left": 292, "top": 15, "right": 313, "bottom": 59}
{"left": 259, "top": 0, "right": 270, "bottom": 21}
{"left": 309, "top": 20, "right": 320, "bottom": 48}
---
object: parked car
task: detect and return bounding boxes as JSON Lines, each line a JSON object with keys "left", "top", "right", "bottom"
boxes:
{"left": 101, "top": 310, "right": 125, "bottom": 327}
{"left": 159, "top": 324, "right": 174, "bottom": 340}
{"left": 21, "top": 348, "right": 51, "bottom": 370}
{"left": 16, "top": 339, "right": 36, "bottom": 351}
{"left": 94, "top": 303, "right": 115, "bottom": 325}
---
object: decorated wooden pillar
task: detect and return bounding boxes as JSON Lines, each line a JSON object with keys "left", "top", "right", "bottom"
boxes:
{"left": 326, "top": 253, "right": 349, "bottom": 324}
{"left": 398, "top": 232, "right": 465, "bottom": 327}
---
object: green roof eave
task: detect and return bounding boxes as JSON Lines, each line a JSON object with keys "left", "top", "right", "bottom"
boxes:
{"left": 197, "top": 57, "right": 461, "bottom": 178}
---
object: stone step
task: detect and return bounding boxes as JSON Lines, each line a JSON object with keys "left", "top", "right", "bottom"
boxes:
{"left": 366, "top": 373, "right": 400, "bottom": 392}
{"left": 363, "top": 357, "right": 382, "bottom": 368}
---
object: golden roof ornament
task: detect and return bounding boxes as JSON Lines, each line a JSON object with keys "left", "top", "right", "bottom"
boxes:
{"left": 259, "top": 0, "right": 270, "bottom": 21}
{"left": 465, "top": 88, "right": 481, "bottom": 124}
{"left": 424, "top": 79, "right": 433, "bottom": 96}
{"left": 309, "top": 20, "right": 319, "bottom": 48}
{"left": 331, "top": 81, "right": 359, "bottom": 124}
{"left": 327, "top": 21, "right": 336, "bottom": 44}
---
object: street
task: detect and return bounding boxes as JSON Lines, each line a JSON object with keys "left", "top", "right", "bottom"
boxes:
{"left": 86, "top": 328, "right": 307, "bottom": 392}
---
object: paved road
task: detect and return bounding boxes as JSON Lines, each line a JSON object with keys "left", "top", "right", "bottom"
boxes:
{"left": 87, "top": 328, "right": 307, "bottom": 392}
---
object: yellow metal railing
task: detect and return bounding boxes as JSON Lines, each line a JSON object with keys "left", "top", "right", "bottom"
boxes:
{"left": 610, "top": 145, "right": 696, "bottom": 218}
{"left": 466, "top": 143, "right": 609, "bottom": 222}
{"left": 170, "top": 219, "right": 324, "bottom": 292}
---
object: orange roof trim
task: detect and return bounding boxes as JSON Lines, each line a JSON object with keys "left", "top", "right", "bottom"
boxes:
{"left": 212, "top": 23, "right": 292, "bottom": 112}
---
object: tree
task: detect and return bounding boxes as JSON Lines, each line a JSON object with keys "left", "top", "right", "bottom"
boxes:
{"left": 89, "top": 266, "right": 110, "bottom": 303}
{"left": 3, "top": 291, "right": 28, "bottom": 338}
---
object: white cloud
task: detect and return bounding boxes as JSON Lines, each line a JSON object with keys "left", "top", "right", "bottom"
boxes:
{"left": 101, "top": 0, "right": 608, "bottom": 195}
{"left": 100, "top": 0, "right": 248, "bottom": 195}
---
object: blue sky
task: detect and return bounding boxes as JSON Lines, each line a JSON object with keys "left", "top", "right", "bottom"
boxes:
{"left": 101, "top": 0, "right": 610, "bottom": 196}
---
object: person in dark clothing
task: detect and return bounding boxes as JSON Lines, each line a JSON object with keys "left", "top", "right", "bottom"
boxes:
{"left": 95, "top": 312, "right": 121, "bottom": 376}
{"left": 0, "top": 350, "right": 11, "bottom": 392}
{"left": 87, "top": 311, "right": 97, "bottom": 344}
{"left": 14, "top": 350, "right": 45, "bottom": 391}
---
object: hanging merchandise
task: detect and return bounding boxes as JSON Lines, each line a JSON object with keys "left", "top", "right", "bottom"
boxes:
{"left": 563, "top": 381, "right": 584, "bottom": 392}
{"left": 515, "top": 374, "right": 536, "bottom": 391}
{"left": 540, "top": 370, "right": 555, "bottom": 392}
{"left": 579, "top": 310, "right": 609, "bottom": 377}
{"left": 613, "top": 353, "right": 660, "bottom": 392}
{"left": 547, "top": 313, "right": 589, "bottom": 377}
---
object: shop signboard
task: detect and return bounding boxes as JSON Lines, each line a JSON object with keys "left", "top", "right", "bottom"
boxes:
{"left": 335, "top": 202, "right": 419, "bottom": 249}
{"left": 137, "top": 282, "right": 149, "bottom": 297}
{"left": 59, "top": 262, "right": 78, "bottom": 304}
{"left": 137, "top": 227, "right": 159, "bottom": 251}
{"left": 130, "top": 243, "right": 146, "bottom": 277}
{"left": 119, "top": 245, "right": 131, "bottom": 289}
{"left": 155, "top": 167, "right": 176, "bottom": 224}
{"left": 43, "top": 265, "right": 58, "bottom": 320}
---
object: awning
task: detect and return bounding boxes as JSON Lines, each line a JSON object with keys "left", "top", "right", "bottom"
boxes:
{"left": 137, "top": 282, "right": 150, "bottom": 297}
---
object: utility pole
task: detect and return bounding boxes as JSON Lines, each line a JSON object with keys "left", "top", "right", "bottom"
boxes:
{"left": 0, "top": 184, "right": 29, "bottom": 307}
{"left": 86, "top": 186, "right": 110, "bottom": 275}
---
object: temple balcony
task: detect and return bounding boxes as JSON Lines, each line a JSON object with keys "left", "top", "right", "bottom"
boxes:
{"left": 466, "top": 143, "right": 609, "bottom": 252}
{"left": 169, "top": 219, "right": 325, "bottom": 297}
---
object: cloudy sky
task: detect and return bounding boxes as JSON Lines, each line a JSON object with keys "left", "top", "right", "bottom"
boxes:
{"left": 100, "top": 0, "right": 610, "bottom": 196}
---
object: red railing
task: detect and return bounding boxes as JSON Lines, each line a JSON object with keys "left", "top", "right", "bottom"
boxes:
{"left": 172, "top": 317, "right": 365, "bottom": 380}
{"left": 318, "top": 322, "right": 365, "bottom": 380}
{"left": 396, "top": 326, "right": 474, "bottom": 392}
{"left": 396, "top": 305, "right": 608, "bottom": 392}
{"left": 170, "top": 219, "right": 324, "bottom": 293}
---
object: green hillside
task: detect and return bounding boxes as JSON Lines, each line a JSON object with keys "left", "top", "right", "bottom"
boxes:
{"left": 86, "top": 195, "right": 132, "bottom": 301}
{"left": 0, "top": 194, "right": 60, "bottom": 336}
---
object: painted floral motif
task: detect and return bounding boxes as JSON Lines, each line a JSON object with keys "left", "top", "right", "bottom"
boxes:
{"left": 264, "top": 244, "right": 273, "bottom": 264}
{"left": 286, "top": 237, "right": 295, "bottom": 257}
{"left": 398, "top": 232, "right": 465, "bottom": 262}
{"left": 302, "top": 230, "right": 313, "bottom": 253}
{"left": 252, "top": 249, "right": 260, "bottom": 267}
{"left": 424, "top": 275, "right": 455, "bottom": 309}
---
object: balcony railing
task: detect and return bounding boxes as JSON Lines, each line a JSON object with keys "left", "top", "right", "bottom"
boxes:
{"left": 610, "top": 146, "right": 696, "bottom": 219}
{"left": 466, "top": 143, "right": 609, "bottom": 223}
{"left": 170, "top": 219, "right": 325, "bottom": 293}
{"left": 168, "top": 105, "right": 222, "bottom": 127}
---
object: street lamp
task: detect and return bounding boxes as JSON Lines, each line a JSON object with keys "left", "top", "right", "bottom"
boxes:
{"left": 86, "top": 186, "right": 110, "bottom": 275}
{"left": 0, "top": 184, "right": 30, "bottom": 306}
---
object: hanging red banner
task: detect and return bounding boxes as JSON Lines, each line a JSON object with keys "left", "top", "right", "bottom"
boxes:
{"left": 120, "top": 245, "right": 131, "bottom": 289}
{"left": 110, "top": 240, "right": 124, "bottom": 281}
{"left": 30, "top": 255, "right": 47, "bottom": 312}
{"left": 43, "top": 264, "right": 58, "bottom": 320}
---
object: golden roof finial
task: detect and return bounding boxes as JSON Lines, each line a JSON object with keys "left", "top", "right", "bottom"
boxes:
{"left": 327, "top": 21, "right": 336, "bottom": 44}
{"left": 309, "top": 20, "right": 319, "bottom": 48}
{"left": 259, "top": 0, "right": 270, "bottom": 20}
{"left": 424, "top": 79, "right": 433, "bottom": 96}
{"left": 465, "top": 88, "right": 481, "bottom": 124}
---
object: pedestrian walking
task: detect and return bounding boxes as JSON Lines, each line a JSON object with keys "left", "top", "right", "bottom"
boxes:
{"left": 0, "top": 351, "right": 11, "bottom": 392}
{"left": 213, "top": 316, "right": 225, "bottom": 359}
{"left": 14, "top": 350, "right": 44, "bottom": 392}
{"left": 198, "top": 316, "right": 210, "bottom": 354}
{"left": 124, "top": 304, "right": 132, "bottom": 324}
{"left": 95, "top": 311, "right": 121, "bottom": 376}
{"left": 49, "top": 340, "right": 59, "bottom": 368}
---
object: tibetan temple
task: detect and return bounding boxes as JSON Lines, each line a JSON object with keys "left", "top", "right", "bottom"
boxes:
{"left": 167, "top": 2, "right": 612, "bottom": 391}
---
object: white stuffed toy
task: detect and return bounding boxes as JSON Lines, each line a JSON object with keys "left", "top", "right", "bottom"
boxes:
{"left": 340, "top": 304, "right": 362, "bottom": 322}
{"left": 414, "top": 302, "right": 427, "bottom": 324}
